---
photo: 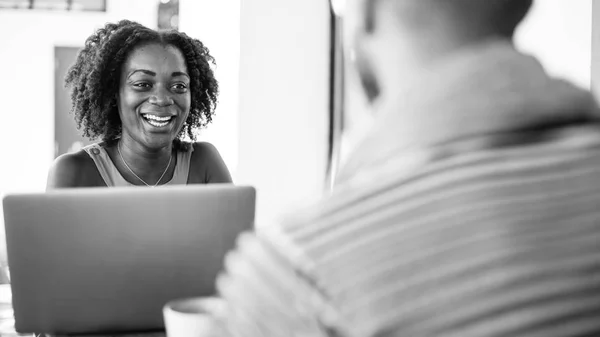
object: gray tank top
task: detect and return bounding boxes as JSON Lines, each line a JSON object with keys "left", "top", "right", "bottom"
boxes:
{"left": 83, "top": 142, "right": 194, "bottom": 187}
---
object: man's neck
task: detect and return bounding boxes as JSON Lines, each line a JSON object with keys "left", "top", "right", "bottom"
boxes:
{"left": 377, "top": 36, "right": 513, "bottom": 103}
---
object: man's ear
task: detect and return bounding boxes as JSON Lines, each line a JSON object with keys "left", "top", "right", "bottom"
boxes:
{"left": 345, "top": 0, "right": 379, "bottom": 35}
{"left": 362, "top": 0, "right": 381, "bottom": 33}
{"left": 345, "top": 0, "right": 382, "bottom": 103}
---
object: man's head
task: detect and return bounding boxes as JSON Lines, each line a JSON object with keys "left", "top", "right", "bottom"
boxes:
{"left": 346, "top": 0, "right": 533, "bottom": 103}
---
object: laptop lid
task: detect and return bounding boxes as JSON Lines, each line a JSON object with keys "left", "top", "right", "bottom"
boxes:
{"left": 2, "top": 184, "right": 255, "bottom": 335}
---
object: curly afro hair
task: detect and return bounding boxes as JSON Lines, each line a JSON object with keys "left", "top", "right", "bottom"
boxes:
{"left": 65, "top": 20, "right": 219, "bottom": 144}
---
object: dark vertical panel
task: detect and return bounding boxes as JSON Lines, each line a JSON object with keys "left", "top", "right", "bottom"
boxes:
{"left": 54, "top": 46, "right": 93, "bottom": 158}
{"left": 325, "top": 6, "right": 345, "bottom": 190}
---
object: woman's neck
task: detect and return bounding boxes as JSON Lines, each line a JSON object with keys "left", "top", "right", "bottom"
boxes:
{"left": 117, "top": 136, "right": 173, "bottom": 184}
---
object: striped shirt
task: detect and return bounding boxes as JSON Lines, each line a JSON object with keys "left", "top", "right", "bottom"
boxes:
{"left": 216, "top": 41, "right": 600, "bottom": 337}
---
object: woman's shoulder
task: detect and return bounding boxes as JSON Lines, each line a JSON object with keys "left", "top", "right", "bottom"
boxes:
{"left": 190, "top": 141, "right": 220, "bottom": 156}
{"left": 187, "top": 141, "right": 233, "bottom": 184}
{"left": 47, "top": 148, "right": 104, "bottom": 189}
{"left": 51, "top": 149, "right": 96, "bottom": 171}
{"left": 173, "top": 139, "right": 217, "bottom": 154}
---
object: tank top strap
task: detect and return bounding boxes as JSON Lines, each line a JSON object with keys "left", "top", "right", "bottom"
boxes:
{"left": 83, "top": 142, "right": 131, "bottom": 187}
{"left": 170, "top": 143, "right": 194, "bottom": 185}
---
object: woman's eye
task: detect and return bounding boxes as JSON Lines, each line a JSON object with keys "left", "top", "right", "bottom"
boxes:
{"left": 172, "top": 83, "right": 188, "bottom": 92}
{"left": 133, "top": 82, "right": 152, "bottom": 89}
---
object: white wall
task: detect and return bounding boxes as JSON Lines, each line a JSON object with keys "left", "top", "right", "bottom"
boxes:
{"left": 0, "top": 0, "right": 156, "bottom": 263}
{"left": 236, "top": 0, "right": 331, "bottom": 226}
{"left": 179, "top": 0, "right": 240, "bottom": 179}
{"left": 591, "top": 1, "right": 600, "bottom": 97}
{"left": 515, "top": 0, "right": 592, "bottom": 90}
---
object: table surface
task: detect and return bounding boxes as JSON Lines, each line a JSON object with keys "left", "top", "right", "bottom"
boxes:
{"left": 0, "top": 285, "right": 166, "bottom": 337}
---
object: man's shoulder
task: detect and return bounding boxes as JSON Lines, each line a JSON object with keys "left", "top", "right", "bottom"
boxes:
{"left": 269, "top": 123, "right": 600, "bottom": 256}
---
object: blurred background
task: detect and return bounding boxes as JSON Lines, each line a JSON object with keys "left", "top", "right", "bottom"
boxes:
{"left": 0, "top": 0, "right": 597, "bottom": 263}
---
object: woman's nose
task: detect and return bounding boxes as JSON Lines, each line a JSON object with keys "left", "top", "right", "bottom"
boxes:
{"left": 149, "top": 88, "right": 174, "bottom": 106}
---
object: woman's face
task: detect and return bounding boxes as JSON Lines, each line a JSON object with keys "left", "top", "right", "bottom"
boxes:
{"left": 117, "top": 42, "right": 191, "bottom": 149}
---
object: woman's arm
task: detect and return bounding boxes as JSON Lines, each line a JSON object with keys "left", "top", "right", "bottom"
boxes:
{"left": 191, "top": 142, "right": 233, "bottom": 184}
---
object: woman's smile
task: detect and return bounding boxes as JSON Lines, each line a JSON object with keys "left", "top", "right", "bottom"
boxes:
{"left": 140, "top": 112, "right": 177, "bottom": 129}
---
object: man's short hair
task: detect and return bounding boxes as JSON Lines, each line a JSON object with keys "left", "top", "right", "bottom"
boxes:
{"left": 367, "top": 0, "right": 533, "bottom": 39}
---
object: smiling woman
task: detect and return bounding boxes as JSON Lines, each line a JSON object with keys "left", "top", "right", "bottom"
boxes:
{"left": 46, "top": 20, "right": 232, "bottom": 188}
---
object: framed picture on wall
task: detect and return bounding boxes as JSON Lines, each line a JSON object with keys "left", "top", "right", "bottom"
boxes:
{"left": 0, "top": 0, "right": 106, "bottom": 11}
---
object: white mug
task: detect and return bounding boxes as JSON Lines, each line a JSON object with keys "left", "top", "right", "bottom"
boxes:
{"left": 163, "top": 297, "right": 226, "bottom": 337}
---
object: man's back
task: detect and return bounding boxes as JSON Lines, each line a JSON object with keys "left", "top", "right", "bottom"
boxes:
{"left": 217, "top": 40, "right": 600, "bottom": 336}
{"left": 216, "top": 1, "right": 600, "bottom": 336}
{"left": 278, "top": 127, "right": 600, "bottom": 336}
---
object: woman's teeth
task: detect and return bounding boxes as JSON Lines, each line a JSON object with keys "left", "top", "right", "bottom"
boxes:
{"left": 142, "top": 114, "right": 172, "bottom": 127}
{"left": 148, "top": 120, "right": 169, "bottom": 127}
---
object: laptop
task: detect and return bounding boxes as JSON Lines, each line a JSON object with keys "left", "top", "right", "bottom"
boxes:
{"left": 2, "top": 184, "right": 255, "bottom": 335}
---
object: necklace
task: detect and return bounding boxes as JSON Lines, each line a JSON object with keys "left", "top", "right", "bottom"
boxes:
{"left": 117, "top": 142, "right": 172, "bottom": 187}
